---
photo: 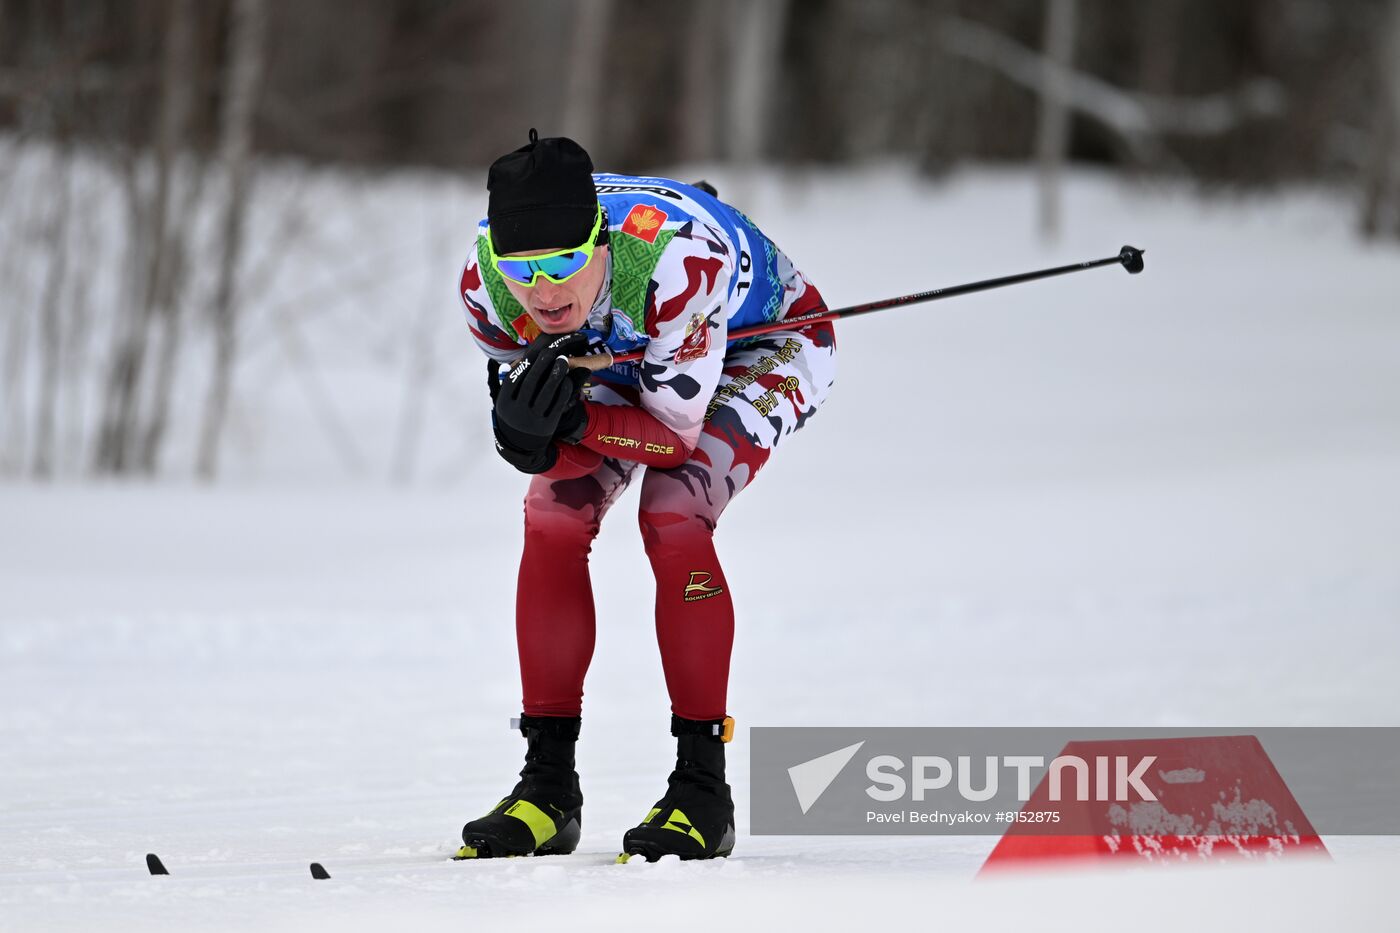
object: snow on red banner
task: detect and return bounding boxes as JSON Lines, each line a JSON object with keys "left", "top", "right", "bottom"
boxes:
{"left": 979, "top": 735, "right": 1328, "bottom": 873}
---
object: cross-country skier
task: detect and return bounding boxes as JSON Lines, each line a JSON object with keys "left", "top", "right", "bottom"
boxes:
{"left": 455, "top": 130, "right": 836, "bottom": 862}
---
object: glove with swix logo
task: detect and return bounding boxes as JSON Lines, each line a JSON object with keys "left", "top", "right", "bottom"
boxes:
{"left": 491, "top": 333, "right": 588, "bottom": 474}
{"left": 533, "top": 332, "right": 592, "bottom": 445}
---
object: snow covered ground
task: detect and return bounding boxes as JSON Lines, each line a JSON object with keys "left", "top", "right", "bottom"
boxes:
{"left": 2, "top": 163, "right": 1399, "bottom": 930}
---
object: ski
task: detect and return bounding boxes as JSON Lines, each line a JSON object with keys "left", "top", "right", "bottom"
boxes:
{"left": 145, "top": 852, "right": 331, "bottom": 879}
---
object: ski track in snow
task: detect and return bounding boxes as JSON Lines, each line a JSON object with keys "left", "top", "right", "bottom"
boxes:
{"left": 2, "top": 163, "right": 1399, "bottom": 929}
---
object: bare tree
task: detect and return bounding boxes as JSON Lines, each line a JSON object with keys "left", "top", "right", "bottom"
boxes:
{"left": 61, "top": 176, "right": 99, "bottom": 476}
{"left": 678, "top": 2, "right": 721, "bottom": 163}
{"left": 391, "top": 209, "right": 450, "bottom": 485}
{"left": 1, "top": 192, "right": 31, "bottom": 474}
{"left": 1035, "top": 0, "right": 1077, "bottom": 242}
{"left": 833, "top": 0, "right": 926, "bottom": 162}
{"left": 196, "top": 0, "right": 268, "bottom": 481}
{"left": 138, "top": 0, "right": 200, "bottom": 473}
{"left": 1361, "top": 0, "right": 1400, "bottom": 239}
{"left": 94, "top": 0, "right": 198, "bottom": 474}
{"left": 560, "top": 0, "right": 614, "bottom": 149}
{"left": 939, "top": 15, "right": 1286, "bottom": 166}
{"left": 31, "top": 142, "right": 72, "bottom": 479}
{"left": 726, "top": 0, "right": 790, "bottom": 167}
{"left": 93, "top": 155, "right": 149, "bottom": 473}
{"left": 2, "top": 1, "right": 59, "bottom": 474}
{"left": 1136, "top": 0, "right": 1182, "bottom": 99}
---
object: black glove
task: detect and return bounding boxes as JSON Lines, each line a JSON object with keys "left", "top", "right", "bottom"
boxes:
{"left": 530, "top": 332, "right": 595, "bottom": 445}
{"left": 522, "top": 331, "right": 589, "bottom": 374}
{"left": 552, "top": 341, "right": 593, "bottom": 445}
{"left": 554, "top": 392, "right": 590, "bottom": 445}
{"left": 490, "top": 333, "right": 590, "bottom": 474}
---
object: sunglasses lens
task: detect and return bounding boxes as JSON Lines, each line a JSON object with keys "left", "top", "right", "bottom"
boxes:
{"left": 496, "top": 260, "right": 538, "bottom": 285}
{"left": 536, "top": 251, "right": 589, "bottom": 282}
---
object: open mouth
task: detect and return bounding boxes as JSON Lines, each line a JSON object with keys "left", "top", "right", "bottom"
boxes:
{"left": 533, "top": 302, "right": 574, "bottom": 326}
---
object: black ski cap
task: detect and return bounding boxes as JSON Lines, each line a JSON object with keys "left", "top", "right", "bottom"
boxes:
{"left": 487, "top": 128, "right": 598, "bottom": 255}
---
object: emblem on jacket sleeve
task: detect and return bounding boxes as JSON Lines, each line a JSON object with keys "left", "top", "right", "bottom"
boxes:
{"left": 673, "top": 311, "right": 711, "bottom": 364}
{"left": 511, "top": 313, "right": 542, "bottom": 343}
{"left": 621, "top": 204, "right": 667, "bottom": 243}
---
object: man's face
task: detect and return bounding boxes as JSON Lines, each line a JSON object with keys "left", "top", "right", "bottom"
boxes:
{"left": 501, "top": 244, "right": 608, "bottom": 335}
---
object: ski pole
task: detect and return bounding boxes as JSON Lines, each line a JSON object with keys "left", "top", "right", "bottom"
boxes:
{"left": 569, "top": 244, "right": 1144, "bottom": 370}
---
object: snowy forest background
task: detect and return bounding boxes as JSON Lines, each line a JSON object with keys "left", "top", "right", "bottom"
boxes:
{"left": 1, "top": 0, "right": 1399, "bottom": 484}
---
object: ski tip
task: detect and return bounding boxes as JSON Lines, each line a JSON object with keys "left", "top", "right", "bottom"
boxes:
{"left": 146, "top": 853, "right": 169, "bottom": 876}
{"left": 615, "top": 852, "right": 631, "bottom": 864}
{"left": 452, "top": 845, "right": 479, "bottom": 860}
{"left": 309, "top": 862, "right": 331, "bottom": 880}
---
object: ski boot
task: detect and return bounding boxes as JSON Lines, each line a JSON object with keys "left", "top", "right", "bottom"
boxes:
{"left": 457, "top": 715, "right": 583, "bottom": 859}
{"left": 618, "top": 715, "right": 736, "bottom": 862}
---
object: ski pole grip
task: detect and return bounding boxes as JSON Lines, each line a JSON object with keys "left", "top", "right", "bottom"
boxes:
{"left": 565, "top": 350, "right": 615, "bottom": 372}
